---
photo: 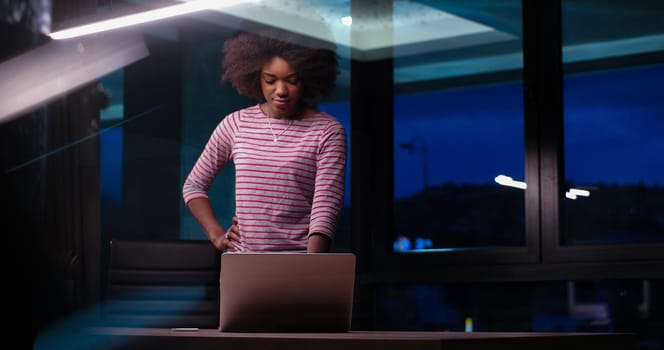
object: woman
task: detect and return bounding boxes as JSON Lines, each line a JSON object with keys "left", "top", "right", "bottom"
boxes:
{"left": 182, "top": 31, "right": 346, "bottom": 253}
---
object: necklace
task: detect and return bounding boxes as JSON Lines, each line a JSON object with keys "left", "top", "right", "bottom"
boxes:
{"left": 266, "top": 117, "right": 294, "bottom": 142}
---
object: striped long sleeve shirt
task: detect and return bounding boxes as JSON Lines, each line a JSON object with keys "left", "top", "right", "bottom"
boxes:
{"left": 183, "top": 104, "right": 347, "bottom": 252}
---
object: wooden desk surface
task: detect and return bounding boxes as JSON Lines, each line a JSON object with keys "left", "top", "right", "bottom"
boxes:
{"left": 78, "top": 327, "right": 635, "bottom": 350}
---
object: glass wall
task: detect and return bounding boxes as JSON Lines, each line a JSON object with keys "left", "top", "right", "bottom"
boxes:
{"left": 561, "top": 0, "right": 664, "bottom": 246}
{"left": 392, "top": 0, "right": 525, "bottom": 252}
{"left": 4, "top": 1, "right": 664, "bottom": 347}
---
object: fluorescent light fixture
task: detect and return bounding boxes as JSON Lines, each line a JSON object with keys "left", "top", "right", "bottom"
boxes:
{"left": 494, "top": 175, "right": 591, "bottom": 199}
{"left": 494, "top": 175, "right": 527, "bottom": 190}
{"left": 341, "top": 16, "right": 352, "bottom": 26}
{"left": 568, "top": 188, "right": 590, "bottom": 197}
{"left": 49, "top": 0, "right": 255, "bottom": 40}
{"left": 566, "top": 188, "right": 591, "bottom": 200}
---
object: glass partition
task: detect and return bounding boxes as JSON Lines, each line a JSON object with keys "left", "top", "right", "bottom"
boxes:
{"left": 391, "top": 0, "right": 525, "bottom": 252}
{"left": 561, "top": 0, "right": 664, "bottom": 246}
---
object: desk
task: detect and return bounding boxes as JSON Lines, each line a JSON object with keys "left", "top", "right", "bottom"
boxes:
{"left": 82, "top": 327, "right": 634, "bottom": 350}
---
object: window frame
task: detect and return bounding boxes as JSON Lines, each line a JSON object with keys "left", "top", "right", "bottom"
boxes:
{"left": 350, "top": 0, "right": 664, "bottom": 284}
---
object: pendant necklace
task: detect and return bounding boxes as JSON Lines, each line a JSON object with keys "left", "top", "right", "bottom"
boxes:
{"left": 267, "top": 117, "right": 294, "bottom": 142}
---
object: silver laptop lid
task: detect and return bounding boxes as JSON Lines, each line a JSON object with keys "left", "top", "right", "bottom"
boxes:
{"left": 219, "top": 252, "right": 356, "bottom": 332}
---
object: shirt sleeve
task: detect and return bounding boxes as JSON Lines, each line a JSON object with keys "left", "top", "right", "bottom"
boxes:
{"left": 309, "top": 118, "right": 347, "bottom": 238}
{"left": 182, "top": 112, "right": 238, "bottom": 206}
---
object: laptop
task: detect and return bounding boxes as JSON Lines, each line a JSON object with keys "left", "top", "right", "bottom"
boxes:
{"left": 218, "top": 252, "right": 356, "bottom": 332}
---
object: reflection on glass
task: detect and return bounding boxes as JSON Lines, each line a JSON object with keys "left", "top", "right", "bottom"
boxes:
{"left": 374, "top": 279, "right": 662, "bottom": 339}
{"left": 392, "top": 1, "right": 524, "bottom": 252}
{"left": 562, "top": 0, "right": 664, "bottom": 245}
{"left": 562, "top": 65, "right": 664, "bottom": 245}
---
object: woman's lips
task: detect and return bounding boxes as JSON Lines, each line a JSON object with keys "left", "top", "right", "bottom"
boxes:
{"left": 272, "top": 99, "right": 289, "bottom": 109}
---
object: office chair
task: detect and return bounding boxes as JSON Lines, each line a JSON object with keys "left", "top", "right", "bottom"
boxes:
{"left": 104, "top": 239, "right": 220, "bottom": 328}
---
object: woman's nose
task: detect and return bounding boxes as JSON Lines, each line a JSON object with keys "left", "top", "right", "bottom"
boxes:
{"left": 275, "top": 82, "right": 288, "bottom": 96}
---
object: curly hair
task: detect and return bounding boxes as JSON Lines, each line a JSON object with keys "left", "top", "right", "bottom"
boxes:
{"left": 221, "top": 31, "right": 339, "bottom": 101}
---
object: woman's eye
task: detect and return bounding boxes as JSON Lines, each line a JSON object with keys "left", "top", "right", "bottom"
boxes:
{"left": 265, "top": 79, "right": 275, "bottom": 84}
{"left": 288, "top": 79, "right": 299, "bottom": 84}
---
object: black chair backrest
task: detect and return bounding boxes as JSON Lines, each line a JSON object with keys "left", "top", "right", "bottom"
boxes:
{"left": 104, "top": 240, "right": 220, "bottom": 328}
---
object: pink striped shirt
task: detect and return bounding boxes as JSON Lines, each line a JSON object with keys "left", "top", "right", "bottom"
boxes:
{"left": 183, "top": 104, "right": 347, "bottom": 252}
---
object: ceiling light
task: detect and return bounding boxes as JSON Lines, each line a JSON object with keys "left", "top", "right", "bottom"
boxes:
{"left": 341, "top": 16, "right": 352, "bottom": 26}
{"left": 494, "top": 175, "right": 527, "bottom": 190}
{"left": 49, "top": 0, "right": 255, "bottom": 40}
{"left": 568, "top": 188, "right": 590, "bottom": 197}
{"left": 566, "top": 188, "right": 591, "bottom": 200}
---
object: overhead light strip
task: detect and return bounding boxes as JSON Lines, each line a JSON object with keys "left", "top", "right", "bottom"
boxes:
{"left": 495, "top": 174, "right": 592, "bottom": 200}
{"left": 49, "top": 0, "right": 254, "bottom": 40}
{"left": 494, "top": 174, "right": 527, "bottom": 190}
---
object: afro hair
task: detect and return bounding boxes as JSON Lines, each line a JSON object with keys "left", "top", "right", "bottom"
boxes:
{"left": 221, "top": 31, "right": 339, "bottom": 101}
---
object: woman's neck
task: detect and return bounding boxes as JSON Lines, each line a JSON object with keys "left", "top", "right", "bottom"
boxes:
{"left": 260, "top": 102, "right": 313, "bottom": 120}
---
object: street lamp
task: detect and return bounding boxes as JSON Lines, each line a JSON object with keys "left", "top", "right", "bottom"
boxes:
{"left": 399, "top": 139, "right": 429, "bottom": 190}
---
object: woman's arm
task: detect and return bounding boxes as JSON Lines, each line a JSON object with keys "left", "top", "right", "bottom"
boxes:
{"left": 307, "top": 233, "right": 331, "bottom": 253}
{"left": 182, "top": 112, "right": 238, "bottom": 250}
{"left": 308, "top": 119, "right": 347, "bottom": 252}
{"left": 187, "top": 197, "right": 239, "bottom": 251}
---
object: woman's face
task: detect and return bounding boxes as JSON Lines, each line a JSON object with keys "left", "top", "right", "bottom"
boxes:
{"left": 260, "top": 56, "right": 303, "bottom": 119}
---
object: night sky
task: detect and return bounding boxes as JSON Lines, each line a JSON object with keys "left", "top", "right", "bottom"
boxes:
{"left": 563, "top": 64, "right": 664, "bottom": 187}
{"left": 387, "top": 63, "right": 664, "bottom": 198}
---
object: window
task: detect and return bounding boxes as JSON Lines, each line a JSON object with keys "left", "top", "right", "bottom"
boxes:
{"left": 391, "top": 1, "right": 527, "bottom": 253}
{"left": 561, "top": 0, "right": 664, "bottom": 246}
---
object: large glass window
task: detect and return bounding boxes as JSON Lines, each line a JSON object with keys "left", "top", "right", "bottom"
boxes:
{"left": 561, "top": 0, "right": 664, "bottom": 246}
{"left": 99, "top": 69, "right": 124, "bottom": 239}
{"left": 392, "top": 1, "right": 525, "bottom": 252}
{"left": 8, "top": 2, "right": 664, "bottom": 346}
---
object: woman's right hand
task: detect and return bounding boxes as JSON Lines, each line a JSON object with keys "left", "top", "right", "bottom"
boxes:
{"left": 214, "top": 216, "right": 241, "bottom": 251}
